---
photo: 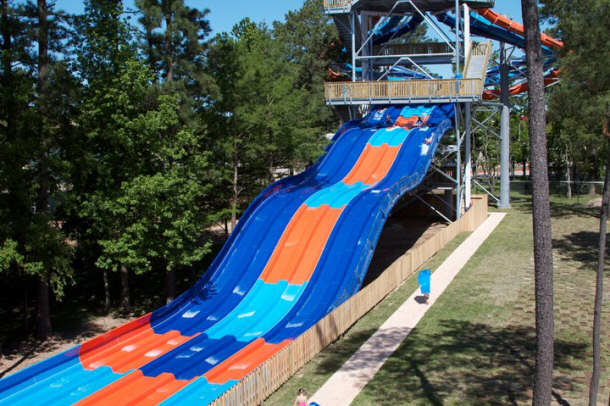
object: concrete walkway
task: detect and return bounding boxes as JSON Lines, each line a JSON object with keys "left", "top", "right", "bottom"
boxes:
{"left": 309, "top": 212, "right": 506, "bottom": 406}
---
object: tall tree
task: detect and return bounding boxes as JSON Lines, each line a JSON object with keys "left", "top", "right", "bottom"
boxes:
{"left": 541, "top": 2, "right": 610, "bottom": 402}
{"left": 135, "top": 0, "right": 215, "bottom": 301}
{"left": 273, "top": 0, "right": 340, "bottom": 146}
{"left": 136, "top": 0, "right": 212, "bottom": 90}
{"left": 521, "top": 1, "right": 555, "bottom": 403}
{"left": 1, "top": 0, "right": 75, "bottom": 339}
{"left": 72, "top": 0, "right": 144, "bottom": 312}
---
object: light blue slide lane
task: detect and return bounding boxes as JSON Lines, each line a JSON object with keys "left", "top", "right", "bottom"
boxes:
{"left": 368, "top": 126, "right": 409, "bottom": 147}
{"left": 205, "top": 280, "right": 307, "bottom": 342}
{"left": 305, "top": 182, "right": 369, "bottom": 209}
{"left": 0, "top": 365, "right": 127, "bottom": 406}
{"left": 160, "top": 378, "right": 237, "bottom": 406}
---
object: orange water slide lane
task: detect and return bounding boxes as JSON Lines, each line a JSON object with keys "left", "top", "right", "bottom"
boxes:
{"left": 259, "top": 205, "right": 343, "bottom": 285}
{"left": 342, "top": 144, "right": 401, "bottom": 185}
{"left": 205, "top": 338, "right": 292, "bottom": 383}
{"left": 260, "top": 143, "right": 401, "bottom": 285}
{"left": 78, "top": 314, "right": 152, "bottom": 360}
{"left": 80, "top": 328, "right": 197, "bottom": 373}
{"left": 74, "top": 370, "right": 196, "bottom": 406}
{"left": 483, "top": 69, "right": 561, "bottom": 100}
{"left": 476, "top": 8, "right": 564, "bottom": 50}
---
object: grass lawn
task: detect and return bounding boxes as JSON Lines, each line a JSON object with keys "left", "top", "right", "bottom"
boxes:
{"left": 266, "top": 186, "right": 609, "bottom": 405}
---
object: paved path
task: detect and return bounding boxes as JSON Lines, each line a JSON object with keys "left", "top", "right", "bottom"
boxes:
{"left": 309, "top": 212, "right": 506, "bottom": 406}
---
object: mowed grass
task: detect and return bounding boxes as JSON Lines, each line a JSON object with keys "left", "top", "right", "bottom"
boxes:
{"left": 266, "top": 186, "right": 609, "bottom": 405}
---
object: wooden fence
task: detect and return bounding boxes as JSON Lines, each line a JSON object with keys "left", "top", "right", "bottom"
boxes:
{"left": 325, "top": 78, "right": 484, "bottom": 103}
{"left": 210, "top": 195, "right": 488, "bottom": 406}
{"left": 323, "top": 0, "right": 351, "bottom": 9}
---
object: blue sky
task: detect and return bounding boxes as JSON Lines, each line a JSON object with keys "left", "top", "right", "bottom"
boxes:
{"left": 55, "top": 1, "right": 524, "bottom": 35}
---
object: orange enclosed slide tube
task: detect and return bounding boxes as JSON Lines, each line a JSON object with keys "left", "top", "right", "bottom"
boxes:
{"left": 476, "top": 8, "right": 564, "bottom": 51}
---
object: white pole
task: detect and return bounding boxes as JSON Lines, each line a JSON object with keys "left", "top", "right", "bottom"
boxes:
{"left": 463, "top": 4, "right": 471, "bottom": 56}
{"left": 465, "top": 103, "right": 472, "bottom": 210}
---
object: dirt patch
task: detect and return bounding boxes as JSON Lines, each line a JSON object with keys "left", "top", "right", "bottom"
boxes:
{"left": 0, "top": 314, "right": 134, "bottom": 379}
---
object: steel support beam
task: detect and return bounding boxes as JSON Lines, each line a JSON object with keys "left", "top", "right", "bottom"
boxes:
{"left": 498, "top": 42, "right": 511, "bottom": 209}
{"left": 464, "top": 102, "right": 472, "bottom": 210}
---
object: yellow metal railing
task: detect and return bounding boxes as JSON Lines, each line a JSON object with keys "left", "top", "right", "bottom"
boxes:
{"left": 324, "top": 78, "right": 484, "bottom": 103}
{"left": 323, "top": 0, "right": 351, "bottom": 9}
{"left": 209, "top": 196, "right": 489, "bottom": 406}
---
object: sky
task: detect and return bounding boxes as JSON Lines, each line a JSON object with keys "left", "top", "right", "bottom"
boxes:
{"left": 54, "top": 0, "right": 527, "bottom": 78}
{"left": 54, "top": 1, "right": 525, "bottom": 35}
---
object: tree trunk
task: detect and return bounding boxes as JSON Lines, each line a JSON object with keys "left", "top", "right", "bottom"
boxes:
{"left": 34, "top": 0, "right": 53, "bottom": 342}
{"left": 565, "top": 151, "right": 572, "bottom": 199}
{"left": 120, "top": 264, "right": 130, "bottom": 313}
{"left": 164, "top": 15, "right": 173, "bottom": 82}
{"left": 589, "top": 123, "right": 610, "bottom": 405}
{"left": 231, "top": 149, "right": 239, "bottom": 230}
{"left": 521, "top": 1, "right": 555, "bottom": 404}
{"left": 102, "top": 268, "right": 110, "bottom": 311}
{"left": 166, "top": 268, "right": 176, "bottom": 304}
{"left": 22, "top": 268, "right": 29, "bottom": 333}
{"left": 36, "top": 276, "right": 52, "bottom": 340}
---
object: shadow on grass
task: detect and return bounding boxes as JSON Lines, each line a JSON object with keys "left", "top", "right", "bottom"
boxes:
{"left": 549, "top": 201, "right": 600, "bottom": 219}
{"left": 553, "top": 230, "right": 608, "bottom": 270}
{"left": 364, "top": 216, "right": 440, "bottom": 287}
{"left": 316, "top": 320, "right": 586, "bottom": 405}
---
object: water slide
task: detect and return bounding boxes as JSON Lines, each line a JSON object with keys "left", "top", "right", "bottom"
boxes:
{"left": 436, "top": 9, "right": 562, "bottom": 98}
{"left": 0, "top": 104, "right": 454, "bottom": 405}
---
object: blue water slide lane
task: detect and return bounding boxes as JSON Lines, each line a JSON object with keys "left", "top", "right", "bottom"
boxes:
{"left": 373, "top": 14, "right": 424, "bottom": 45}
{"left": 159, "top": 378, "right": 237, "bottom": 406}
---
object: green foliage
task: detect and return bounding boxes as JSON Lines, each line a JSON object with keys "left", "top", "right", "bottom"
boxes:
{"left": 0, "top": 0, "right": 75, "bottom": 301}
{"left": 274, "top": 0, "right": 340, "bottom": 149}
{"left": 1, "top": 0, "right": 349, "bottom": 332}
{"left": 542, "top": 0, "right": 610, "bottom": 180}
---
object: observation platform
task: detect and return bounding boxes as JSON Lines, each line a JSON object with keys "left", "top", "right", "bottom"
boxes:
{"left": 325, "top": 41, "right": 492, "bottom": 106}
{"left": 323, "top": 0, "right": 495, "bottom": 14}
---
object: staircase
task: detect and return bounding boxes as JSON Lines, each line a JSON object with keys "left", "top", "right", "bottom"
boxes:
{"left": 463, "top": 41, "right": 492, "bottom": 81}
{"left": 333, "top": 14, "right": 362, "bottom": 53}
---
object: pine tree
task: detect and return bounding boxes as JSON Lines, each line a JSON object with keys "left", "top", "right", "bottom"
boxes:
{"left": 521, "top": 0, "right": 555, "bottom": 403}
{"left": 1, "top": 0, "right": 76, "bottom": 339}
{"left": 541, "top": 2, "right": 610, "bottom": 402}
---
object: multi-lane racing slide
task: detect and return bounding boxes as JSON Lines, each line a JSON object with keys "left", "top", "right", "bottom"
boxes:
{"left": 0, "top": 104, "right": 454, "bottom": 405}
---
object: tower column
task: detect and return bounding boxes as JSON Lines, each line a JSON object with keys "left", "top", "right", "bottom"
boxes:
{"left": 499, "top": 42, "right": 512, "bottom": 209}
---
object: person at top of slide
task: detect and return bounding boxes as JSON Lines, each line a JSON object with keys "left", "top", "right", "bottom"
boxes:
{"left": 293, "top": 388, "right": 308, "bottom": 406}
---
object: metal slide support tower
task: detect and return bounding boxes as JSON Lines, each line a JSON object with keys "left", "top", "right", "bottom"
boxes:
{"left": 324, "top": 0, "right": 495, "bottom": 220}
